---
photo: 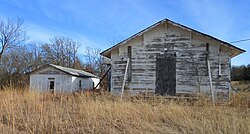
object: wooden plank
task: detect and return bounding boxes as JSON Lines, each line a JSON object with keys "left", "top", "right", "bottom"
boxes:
{"left": 110, "top": 24, "right": 231, "bottom": 97}
{"left": 207, "top": 60, "right": 215, "bottom": 106}
{"left": 121, "top": 58, "right": 130, "bottom": 98}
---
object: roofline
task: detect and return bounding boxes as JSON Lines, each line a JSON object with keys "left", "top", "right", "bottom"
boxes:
{"left": 168, "top": 19, "right": 246, "bottom": 53}
{"left": 48, "top": 64, "right": 98, "bottom": 78}
{"left": 28, "top": 64, "right": 50, "bottom": 75}
{"left": 100, "top": 18, "right": 246, "bottom": 57}
{"left": 29, "top": 64, "right": 98, "bottom": 78}
{"left": 100, "top": 19, "right": 166, "bottom": 57}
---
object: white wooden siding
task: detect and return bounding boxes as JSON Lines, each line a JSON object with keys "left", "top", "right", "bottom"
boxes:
{"left": 30, "top": 66, "right": 100, "bottom": 93}
{"left": 110, "top": 22, "right": 231, "bottom": 97}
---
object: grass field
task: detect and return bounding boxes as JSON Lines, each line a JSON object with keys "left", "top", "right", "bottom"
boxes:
{"left": 0, "top": 85, "right": 249, "bottom": 133}
{"left": 231, "top": 81, "right": 250, "bottom": 92}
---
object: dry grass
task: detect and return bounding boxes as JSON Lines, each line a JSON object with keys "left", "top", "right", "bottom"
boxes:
{"left": 0, "top": 87, "right": 249, "bottom": 134}
{"left": 232, "top": 81, "right": 250, "bottom": 92}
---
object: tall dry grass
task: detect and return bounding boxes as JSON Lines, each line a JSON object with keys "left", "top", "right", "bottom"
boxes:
{"left": 232, "top": 81, "right": 250, "bottom": 92}
{"left": 0, "top": 87, "right": 249, "bottom": 134}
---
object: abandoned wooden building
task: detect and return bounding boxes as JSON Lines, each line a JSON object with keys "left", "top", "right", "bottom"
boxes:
{"left": 100, "top": 18, "right": 245, "bottom": 97}
{"left": 29, "top": 64, "right": 100, "bottom": 93}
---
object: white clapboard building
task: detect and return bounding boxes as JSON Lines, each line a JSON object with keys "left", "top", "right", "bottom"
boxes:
{"left": 100, "top": 18, "right": 245, "bottom": 97}
{"left": 29, "top": 64, "right": 100, "bottom": 93}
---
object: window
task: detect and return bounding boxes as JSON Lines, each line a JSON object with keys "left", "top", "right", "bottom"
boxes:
{"left": 127, "top": 46, "right": 132, "bottom": 82}
{"left": 49, "top": 81, "right": 54, "bottom": 90}
{"left": 205, "top": 43, "right": 209, "bottom": 76}
{"left": 218, "top": 46, "right": 224, "bottom": 76}
{"left": 206, "top": 43, "right": 209, "bottom": 51}
{"left": 128, "top": 46, "right": 131, "bottom": 58}
{"left": 79, "top": 80, "right": 82, "bottom": 90}
{"left": 219, "top": 64, "right": 222, "bottom": 76}
{"left": 48, "top": 78, "right": 55, "bottom": 93}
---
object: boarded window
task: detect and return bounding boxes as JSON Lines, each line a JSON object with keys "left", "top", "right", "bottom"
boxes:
{"left": 128, "top": 46, "right": 132, "bottom": 57}
{"left": 218, "top": 46, "right": 223, "bottom": 76}
{"left": 205, "top": 43, "right": 209, "bottom": 76}
{"left": 127, "top": 46, "right": 132, "bottom": 82}
{"left": 206, "top": 43, "right": 209, "bottom": 51}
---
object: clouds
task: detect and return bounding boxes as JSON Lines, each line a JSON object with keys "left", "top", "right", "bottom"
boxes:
{"left": 169, "top": 0, "right": 249, "bottom": 65}
{"left": 0, "top": 0, "right": 249, "bottom": 65}
{"left": 25, "top": 22, "right": 101, "bottom": 53}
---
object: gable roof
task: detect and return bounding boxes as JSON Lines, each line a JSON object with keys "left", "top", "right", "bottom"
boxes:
{"left": 100, "top": 18, "right": 246, "bottom": 58}
{"left": 30, "top": 64, "right": 98, "bottom": 78}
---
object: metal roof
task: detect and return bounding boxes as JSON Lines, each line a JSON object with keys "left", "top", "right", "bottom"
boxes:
{"left": 49, "top": 64, "right": 98, "bottom": 78}
{"left": 100, "top": 18, "right": 246, "bottom": 58}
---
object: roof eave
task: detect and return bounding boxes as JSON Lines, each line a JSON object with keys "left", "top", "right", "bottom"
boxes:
{"left": 100, "top": 19, "right": 169, "bottom": 57}
{"left": 167, "top": 20, "right": 246, "bottom": 55}
{"left": 49, "top": 64, "right": 98, "bottom": 78}
{"left": 100, "top": 18, "right": 246, "bottom": 58}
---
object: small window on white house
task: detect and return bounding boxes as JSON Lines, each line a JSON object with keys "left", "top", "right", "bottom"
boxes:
{"left": 48, "top": 78, "right": 55, "bottom": 93}
{"left": 49, "top": 81, "right": 54, "bottom": 90}
{"left": 79, "top": 80, "right": 82, "bottom": 90}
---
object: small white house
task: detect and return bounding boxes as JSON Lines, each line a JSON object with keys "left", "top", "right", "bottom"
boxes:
{"left": 29, "top": 64, "right": 100, "bottom": 93}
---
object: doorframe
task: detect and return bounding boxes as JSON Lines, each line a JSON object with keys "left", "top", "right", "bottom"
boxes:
{"left": 155, "top": 52, "right": 176, "bottom": 96}
{"left": 48, "top": 78, "right": 55, "bottom": 93}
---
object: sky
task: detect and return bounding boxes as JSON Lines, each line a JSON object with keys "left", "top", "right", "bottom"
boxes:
{"left": 0, "top": 0, "right": 249, "bottom": 65}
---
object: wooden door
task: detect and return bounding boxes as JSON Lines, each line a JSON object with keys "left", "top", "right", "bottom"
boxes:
{"left": 156, "top": 53, "right": 176, "bottom": 96}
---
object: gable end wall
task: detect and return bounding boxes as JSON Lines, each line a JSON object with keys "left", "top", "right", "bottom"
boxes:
{"left": 110, "top": 23, "right": 231, "bottom": 98}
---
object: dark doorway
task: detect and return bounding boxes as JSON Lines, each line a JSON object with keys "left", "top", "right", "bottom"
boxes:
{"left": 79, "top": 80, "right": 82, "bottom": 90}
{"left": 49, "top": 80, "right": 54, "bottom": 93}
{"left": 156, "top": 53, "right": 176, "bottom": 96}
{"left": 48, "top": 78, "right": 55, "bottom": 93}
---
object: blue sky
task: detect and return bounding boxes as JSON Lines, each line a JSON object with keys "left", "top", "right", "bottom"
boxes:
{"left": 0, "top": 0, "right": 249, "bottom": 65}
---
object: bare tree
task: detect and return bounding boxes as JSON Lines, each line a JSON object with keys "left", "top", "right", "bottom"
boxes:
{"left": 0, "top": 18, "right": 27, "bottom": 61}
{"left": 84, "top": 47, "right": 103, "bottom": 74}
{"left": 41, "top": 37, "right": 80, "bottom": 68}
{"left": 0, "top": 45, "right": 41, "bottom": 87}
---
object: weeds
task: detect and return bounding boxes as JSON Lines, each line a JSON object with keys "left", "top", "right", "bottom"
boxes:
{"left": 0, "top": 88, "right": 248, "bottom": 133}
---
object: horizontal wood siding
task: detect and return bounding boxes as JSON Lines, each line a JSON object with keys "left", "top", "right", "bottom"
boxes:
{"left": 110, "top": 23, "right": 231, "bottom": 97}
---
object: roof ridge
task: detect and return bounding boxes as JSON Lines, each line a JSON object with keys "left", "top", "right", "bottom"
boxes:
{"left": 100, "top": 18, "right": 245, "bottom": 58}
{"left": 49, "top": 64, "right": 98, "bottom": 78}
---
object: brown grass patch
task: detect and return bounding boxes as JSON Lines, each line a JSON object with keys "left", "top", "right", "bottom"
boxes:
{"left": 0, "top": 88, "right": 248, "bottom": 133}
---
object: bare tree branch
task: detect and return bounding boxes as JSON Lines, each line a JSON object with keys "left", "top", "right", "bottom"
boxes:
{"left": 41, "top": 37, "right": 80, "bottom": 68}
{"left": 0, "top": 18, "right": 27, "bottom": 61}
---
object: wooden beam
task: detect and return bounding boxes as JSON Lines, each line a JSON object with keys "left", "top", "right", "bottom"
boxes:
{"left": 93, "top": 67, "right": 111, "bottom": 90}
{"left": 207, "top": 60, "right": 215, "bottom": 106}
{"left": 121, "top": 58, "right": 130, "bottom": 98}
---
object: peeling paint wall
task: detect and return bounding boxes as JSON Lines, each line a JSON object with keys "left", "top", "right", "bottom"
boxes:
{"left": 110, "top": 22, "right": 231, "bottom": 98}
